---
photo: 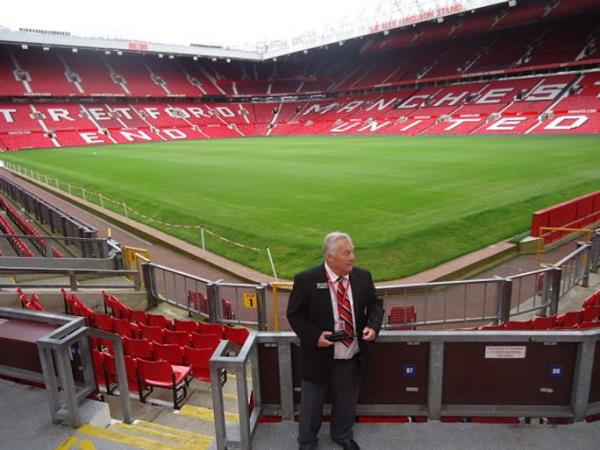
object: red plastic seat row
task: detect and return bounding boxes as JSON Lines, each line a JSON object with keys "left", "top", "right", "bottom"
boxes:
{"left": 188, "top": 290, "right": 208, "bottom": 314}
{"left": 583, "top": 290, "right": 600, "bottom": 309}
{"left": 387, "top": 306, "right": 417, "bottom": 330}
{"left": 478, "top": 307, "right": 599, "bottom": 331}
{"left": 0, "top": 214, "right": 34, "bottom": 256}
{"left": 94, "top": 346, "right": 209, "bottom": 408}
{"left": 0, "top": 198, "right": 47, "bottom": 253}
{"left": 122, "top": 333, "right": 221, "bottom": 359}
{"left": 221, "top": 298, "right": 236, "bottom": 320}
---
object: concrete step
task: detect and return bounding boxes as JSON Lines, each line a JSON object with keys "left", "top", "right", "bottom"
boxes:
{"left": 71, "top": 419, "right": 213, "bottom": 450}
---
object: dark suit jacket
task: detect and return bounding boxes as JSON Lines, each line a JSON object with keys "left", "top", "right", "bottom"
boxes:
{"left": 286, "top": 264, "right": 384, "bottom": 384}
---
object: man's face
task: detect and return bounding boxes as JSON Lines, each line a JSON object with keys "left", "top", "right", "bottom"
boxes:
{"left": 326, "top": 239, "right": 355, "bottom": 277}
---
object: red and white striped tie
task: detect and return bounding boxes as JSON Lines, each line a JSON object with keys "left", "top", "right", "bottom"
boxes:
{"left": 335, "top": 277, "right": 354, "bottom": 347}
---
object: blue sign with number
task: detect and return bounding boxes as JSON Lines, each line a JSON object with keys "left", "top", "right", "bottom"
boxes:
{"left": 403, "top": 364, "right": 417, "bottom": 377}
{"left": 549, "top": 364, "right": 564, "bottom": 378}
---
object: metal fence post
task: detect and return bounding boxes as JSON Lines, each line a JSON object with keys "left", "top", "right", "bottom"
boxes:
{"left": 571, "top": 338, "right": 596, "bottom": 421}
{"left": 142, "top": 263, "right": 158, "bottom": 309}
{"left": 207, "top": 281, "right": 220, "bottom": 323}
{"left": 577, "top": 243, "right": 591, "bottom": 288}
{"left": 69, "top": 270, "right": 78, "bottom": 291}
{"left": 548, "top": 267, "right": 562, "bottom": 316}
{"left": 428, "top": 340, "right": 444, "bottom": 420}
{"left": 496, "top": 278, "right": 512, "bottom": 324}
{"left": 592, "top": 230, "right": 600, "bottom": 273}
{"left": 256, "top": 284, "right": 268, "bottom": 331}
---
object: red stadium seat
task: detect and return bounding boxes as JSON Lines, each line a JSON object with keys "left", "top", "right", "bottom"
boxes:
{"left": 191, "top": 332, "right": 221, "bottom": 351}
{"left": 139, "top": 324, "right": 165, "bottom": 344}
{"left": 183, "top": 346, "right": 213, "bottom": 382}
{"left": 197, "top": 322, "right": 224, "bottom": 337}
{"left": 223, "top": 326, "right": 250, "bottom": 347}
{"left": 137, "top": 359, "right": 191, "bottom": 409}
{"left": 532, "top": 315, "right": 557, "bottom": 330}
{"left": 164, "top": 330, "right": 192, "bottom": 347}
{"left": 123, "top": 337, "right": 154, "bottom": 360}
{"left": 147, "top": 313, "right": 173, "bottom": 330}
{"left": 388, "top": 306, "right": 417, "bottom": 330}
{"left": 154, "top": 343, "right": 186, "bottom": 365}
{"left": 173, "top": 319, "right": 200, "bottom": 333}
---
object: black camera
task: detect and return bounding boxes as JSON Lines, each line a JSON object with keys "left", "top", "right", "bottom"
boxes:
{"left": 325, "top": 330, "right": 352, "bottom": 342}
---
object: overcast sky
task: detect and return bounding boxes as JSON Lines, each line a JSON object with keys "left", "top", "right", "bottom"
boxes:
{"left": 1, "top": 0, "right": 370, "bottom": 48}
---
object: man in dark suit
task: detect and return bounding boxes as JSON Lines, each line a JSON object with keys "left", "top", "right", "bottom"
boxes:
{"left": 286, "top": 232, "right": 384, "bottom": 450}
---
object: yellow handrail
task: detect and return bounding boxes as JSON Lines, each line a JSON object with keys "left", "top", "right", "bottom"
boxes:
{"left": 270, "top": 281, "right": 293, "bottom": 331}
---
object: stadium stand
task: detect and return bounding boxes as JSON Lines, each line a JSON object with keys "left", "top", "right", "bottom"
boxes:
{"left": 0, "top": 9, "right": 598, "bottom": 149}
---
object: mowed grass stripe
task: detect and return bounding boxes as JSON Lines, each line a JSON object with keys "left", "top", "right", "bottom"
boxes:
{"left": 3, "top": 134, "right": 599, "bottom": 280}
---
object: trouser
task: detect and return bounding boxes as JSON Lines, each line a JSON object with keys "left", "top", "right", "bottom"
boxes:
{"left": 298, "top": 356, "right": 360, "bottom": 447}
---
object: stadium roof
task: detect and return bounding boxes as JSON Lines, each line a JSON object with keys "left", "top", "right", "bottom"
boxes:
{"left": 0, "top": 0, "right": 510, "bottom": 61}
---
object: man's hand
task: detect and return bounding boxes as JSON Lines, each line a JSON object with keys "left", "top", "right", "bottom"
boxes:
{"left": 362, "top": 327, "right": 376, "bottom": 342}
{"left": 317, "top": 331, "right": 334, "bottom": 347}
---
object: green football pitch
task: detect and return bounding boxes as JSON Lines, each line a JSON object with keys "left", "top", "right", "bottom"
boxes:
{"left": 2, "top": 134, "right": 599, "bottom": 281}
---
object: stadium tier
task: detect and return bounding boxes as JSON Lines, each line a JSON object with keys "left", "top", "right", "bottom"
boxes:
{"left": 0, "top": 0, "right": 599, "bottom": 150}
{"left": 1, "top": 72, "right": 599, "bottom": 149}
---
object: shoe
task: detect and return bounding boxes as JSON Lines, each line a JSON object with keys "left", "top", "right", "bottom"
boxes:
{"left": 335, "top": 439, "right": 360, "bottom": 450}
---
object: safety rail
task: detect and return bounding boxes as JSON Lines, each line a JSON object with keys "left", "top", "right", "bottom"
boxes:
{"left": 0, "top": 233, "right": 114, "bottom": 259}
{"left": 210, "top": 333, "right": 261, "bottom": 450}
{"left": 554, "top": 242, "right": 592, "bottom": 296}
{"left": 0, "top": 307, "right": 132, "bottom": 428}
{"left": 210, "top": 329, "right": 600, "bottom": 449}
{"left": 139, "top": 233, "right": 597, "bottom": 331}
{"left": 592, "top": 229, "right": 600, "bottom": 273}
{"left": 0, "top": 266, "right": 141, "bottom": 290}
{"left": 143, "top": 262, "right": 268, "bottom": 329}
{"left": 506, "top": 267, "right": 558, "bottom": 318}
{"left": 268, "top": 235, "right": 598, "bottom": 331}
{"left": 378, "top": 277, "right": 504, "bottom": 328}
{"left": 0, "top": 174, "right": 99, "bottom": 241}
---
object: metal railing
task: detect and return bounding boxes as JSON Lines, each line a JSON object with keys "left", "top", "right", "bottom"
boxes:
{"left": 378, "top": 277, "right": 504, "bottom": 328}
{"left": 506, "top": 267, "right": 556, "bottom": 318}
{"left": 555, "top": 242, "right": 592, "bottom": 296}
{"left": 267, "top": 234, "right": 599, "bottom": 331}
{"left": 0, "top": 307, "right": 132, "bottom": 428}
{"left": 0, "top": 233, "right": 113, "bottom": 259}
{"left": 592, "top": 229, "right": 600, "bottom": 273}
{"left": 210, "top": 329, "right": 600, "bottom": 449}
{"left": 138, "top": 230, "right": 599, "bottom": 332}
{"left": 0, "top": 266, "right": 141, "bottom": 290}
{"left": 0, "top": 175, "right": 99, "bottom": 241}
{"left": 143, "top": 262, "right": 269, "bottom": 329}
{"left": 211, "top": 334, "right": 261, "bottom": 450}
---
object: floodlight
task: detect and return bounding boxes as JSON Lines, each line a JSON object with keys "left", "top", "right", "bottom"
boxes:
{"left": 226, "top": 58, "right": 231, "bottom": 63}
{"left": 43, "top": 47, "right": 50, "bottom": 52}
{"left": 508, "top": 0, "right": 517, "bottom": 6}
{"left": 168, "top": 55, "right": 174, "bottom": 59}
{"left": 104, "top": 50, "right": 111, "bottom": 55}
{"left": 117, "top": 51, "right": 123, "bottom": 55}
{"left": 21, "top": 44, "right": 28, "bottom": 50}
{"left": 211, "top": 57, "right": 217, "bottom": 61}
{"left": 72, "top": 48, "right": 78, "bottom": 53}
{"left": 158, "top": 53, "right": 163, "bottom": 58}
{"left": 383, "top": 30, "right": 389, "bottom": 36}
{"left": 303, "top": 49, "right": 308, "bottom": 54}
{"left": 193, "top": 56, "right": 198, "bottom": 60}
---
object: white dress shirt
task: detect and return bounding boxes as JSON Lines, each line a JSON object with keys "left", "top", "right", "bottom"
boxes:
{"left": 324, "top": 263, "right": 359, "bottom": 360}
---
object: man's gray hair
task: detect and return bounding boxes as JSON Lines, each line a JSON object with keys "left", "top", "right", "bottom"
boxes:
{"left": 323, "top": 231, "right": 353, "bottom": 255}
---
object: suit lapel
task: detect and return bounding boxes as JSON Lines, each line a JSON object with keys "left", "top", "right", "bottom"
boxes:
{"left": 318, "top": 264, "right": 333, "bottom": 317}
{"left": 349, "top": 269, "right": 361, "bottom": 317}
